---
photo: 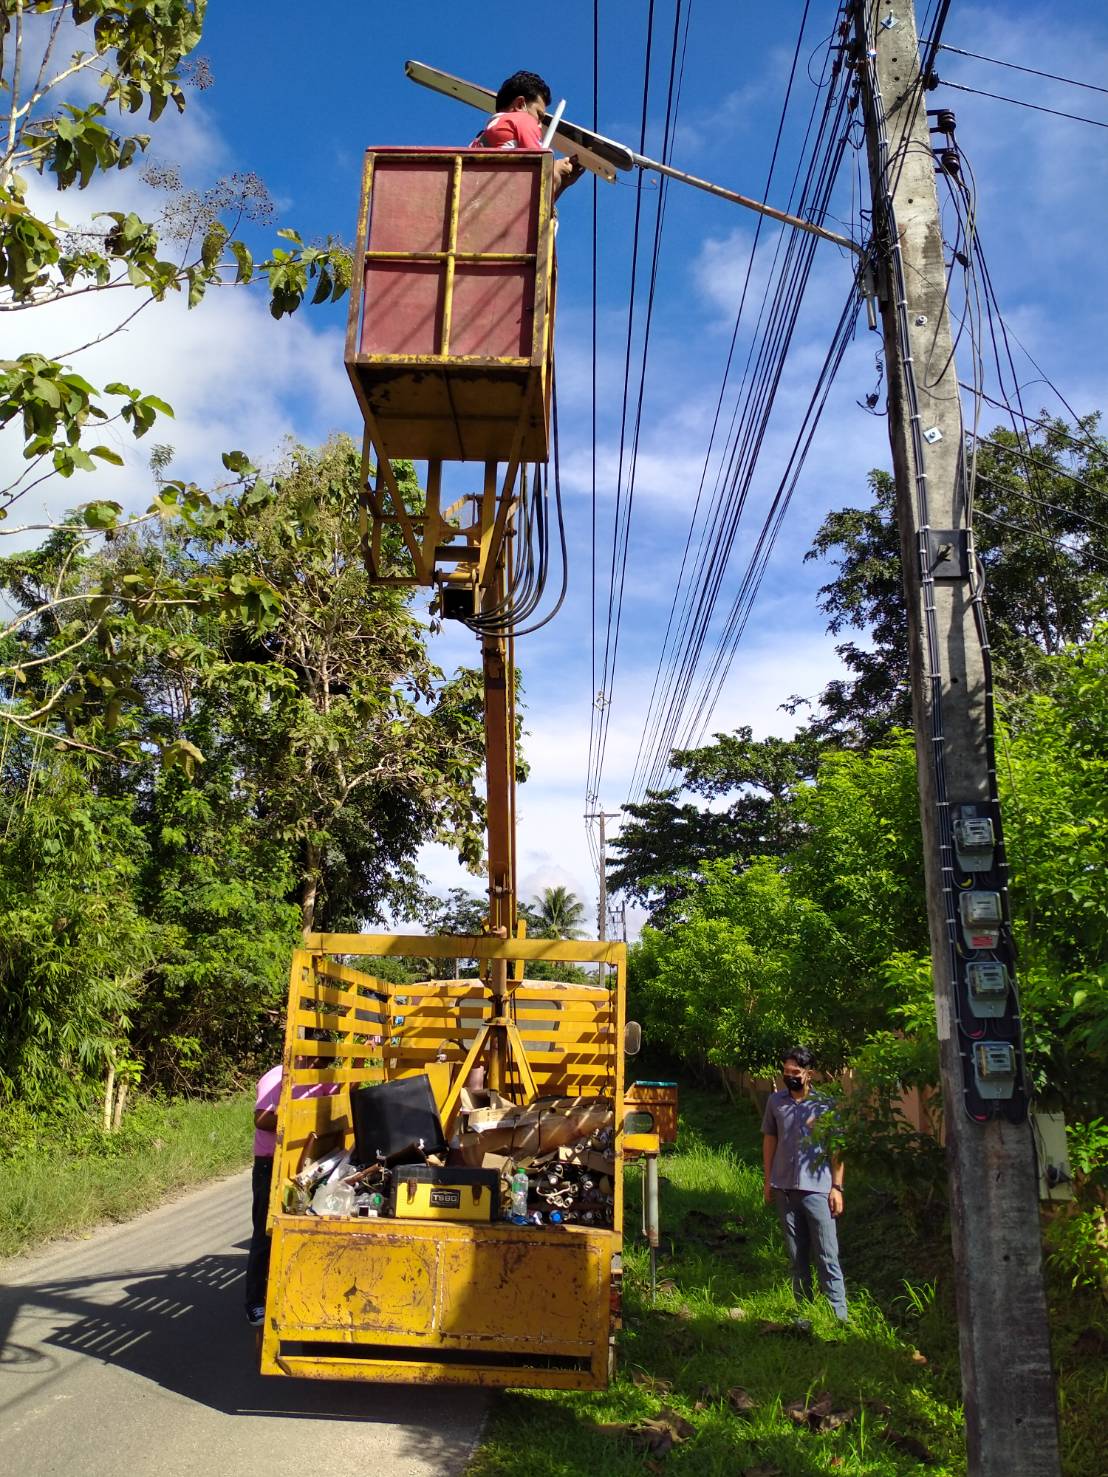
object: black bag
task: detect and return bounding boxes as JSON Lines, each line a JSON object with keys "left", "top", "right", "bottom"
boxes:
{"left": 352, "top": 1075, "right": 447, "bottom": 1165}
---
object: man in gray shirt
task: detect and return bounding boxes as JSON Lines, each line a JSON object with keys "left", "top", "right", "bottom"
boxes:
{"left": 761, "top": 1045, "right": 847, "bottom": 1321}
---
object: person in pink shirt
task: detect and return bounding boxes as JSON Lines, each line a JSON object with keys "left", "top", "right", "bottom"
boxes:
{"left": 472, "top": 70, "right": 583, "bottom": 197}
{"left": 245, "top": 1063, "right": 338, "bottom": 1324}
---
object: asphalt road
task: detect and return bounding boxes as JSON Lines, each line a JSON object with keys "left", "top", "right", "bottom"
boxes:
{"left": 0, "top": 1171, "right": 488, "bottom": 1477}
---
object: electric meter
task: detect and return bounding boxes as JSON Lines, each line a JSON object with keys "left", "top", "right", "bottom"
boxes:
{"left": 965, "top": 960, "right": 1009, "bottom": 1018}
{"left": 952, "top": 815, "right": 995, "bottom": 873}
{"left": 973, "top": 1041, "right": 1018, "bottom": 1099}
{"left": 959, "top": 890, "right": 1002, "bottom": 950}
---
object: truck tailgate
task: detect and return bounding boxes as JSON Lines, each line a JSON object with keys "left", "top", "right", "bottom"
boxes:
{"left": 261, "top": 1214, "right": 614, "bottom": 1388}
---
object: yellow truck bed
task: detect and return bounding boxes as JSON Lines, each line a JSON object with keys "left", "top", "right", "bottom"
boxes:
{"left": 260, "top": 933, "right": 626, "bottom": 1389}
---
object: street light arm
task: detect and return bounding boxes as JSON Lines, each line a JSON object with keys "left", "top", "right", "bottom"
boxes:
{"left": 631, "top": 151, "right": 866, "bottom": 259}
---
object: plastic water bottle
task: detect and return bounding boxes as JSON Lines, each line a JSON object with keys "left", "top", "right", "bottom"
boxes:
{"left": 510, "top": 1169, "right": 529, "bottom": 1224}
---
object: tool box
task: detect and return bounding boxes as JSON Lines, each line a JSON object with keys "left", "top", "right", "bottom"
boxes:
{"left": 389, "top": 1164, "right": 500, "bottom": 1223}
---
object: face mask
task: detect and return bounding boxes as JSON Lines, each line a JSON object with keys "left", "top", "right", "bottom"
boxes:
{"left": 783, "top": 1074, "right": 805, "bottom": 1092}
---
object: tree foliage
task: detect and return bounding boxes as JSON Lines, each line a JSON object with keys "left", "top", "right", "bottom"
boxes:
{"left": 609, "top": 728, "right": 820, "bottom": 921}
{"left": 797, "top": 419, "right": 1108, "bottom": 744}
{"left": 629, "top": 732, "right": 927, "bottom": 1077}
{"left": 0, "top": 438, "right": 488, "bottom": 1101}
{"left": 529, "top": 885, "right": 586, "bottom": 940}
{"left": 1, "top": 0, "right": 351, "bottom": 747}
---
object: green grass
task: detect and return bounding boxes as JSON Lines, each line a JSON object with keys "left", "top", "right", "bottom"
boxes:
{"left": 0, "top": 1093, "right": 253, "bottom": 1259}
{"left": 468, "top": 1088, "right": 1108, "bottom": 1477}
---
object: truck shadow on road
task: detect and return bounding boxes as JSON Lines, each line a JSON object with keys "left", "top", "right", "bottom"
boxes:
{"left": 0, "top": 1244, "right": 484, "bottom": 1458}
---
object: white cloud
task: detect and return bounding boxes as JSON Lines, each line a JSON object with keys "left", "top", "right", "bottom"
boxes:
{"left": 3, "top": 129, "right": 356, "bottom": 541}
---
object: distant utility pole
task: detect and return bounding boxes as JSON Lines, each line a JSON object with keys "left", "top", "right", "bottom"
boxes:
{"left": 852, "top": 3, "right": 1060, "bottom": 1473}
{"left": 586, "top": 809, "right": 620, "bottom": 980}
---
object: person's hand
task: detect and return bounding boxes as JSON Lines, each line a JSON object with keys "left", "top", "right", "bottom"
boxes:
{"left": 553, "top": 155, "right": 584, "bottom": 194}
{"left": 828, "top": 1186, "right": 844, "bottom": 1219}
{"left": 763, "top": 1181, "right": 774, "bottom": 1206}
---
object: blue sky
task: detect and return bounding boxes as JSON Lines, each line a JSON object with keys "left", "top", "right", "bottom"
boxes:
{"left": 12, "top": 2, "right": 1108, "bottom": 931}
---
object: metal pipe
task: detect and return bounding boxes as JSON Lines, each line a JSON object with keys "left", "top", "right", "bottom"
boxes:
{"left": 644, "top": 1152, "right": 660, "bottom": 1300}
{"left": 631, "top": 151, "right": 866, "bottom": 259}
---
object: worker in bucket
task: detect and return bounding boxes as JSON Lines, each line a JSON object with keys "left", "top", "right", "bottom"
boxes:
{"left": 472, "top": 69, "right": 584, "bottom": 196}
{"left": 761, "top": 1046, "right": 848, "bottom": 1322}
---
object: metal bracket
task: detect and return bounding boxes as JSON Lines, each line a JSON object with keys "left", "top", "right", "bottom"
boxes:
{"left": 927, "top": 529, "right": 969, "bottom": 579}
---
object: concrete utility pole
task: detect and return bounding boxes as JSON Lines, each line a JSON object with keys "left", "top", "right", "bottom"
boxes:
{"left": 586, "top": 809, "right": 620, "bottom": 981}
{"left": 852, "top": 3, "right": 1060, "bottom": 1472}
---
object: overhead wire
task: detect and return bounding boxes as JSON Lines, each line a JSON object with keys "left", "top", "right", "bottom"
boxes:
{"left": 626, "top": 0, "right": 819, "bottom": 807}
{"left": 593, "top": 0, "right": 687, "bottom": 794}
{"left": 587, "top": 0, "right": 601, "bottom": 883}
{"left": 642, "top": 81, "right": 856, "bottom": 788}
{"left": 629, "top": 8, "right": 859, "bottom": 800}
{"left": 587, "top": 0, "right": 688, "bottom": 820}
{"left": 587, "top": 0, "right": 656, "bottom": 816}
{"left": 937, "top": 78, "right": 1108, "bottom": 131}
{"left": 958, "top": 387, "right": 1108, "bottom": 455}
{"left": 677, "top": 285, "right": 863, "bottom": 754}
{"left": 935, "top": 42, "right": 1108, "bottom": 97}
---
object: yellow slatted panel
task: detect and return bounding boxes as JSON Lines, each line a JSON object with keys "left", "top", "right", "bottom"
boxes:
{"left": 385, "top": 1049, "right": 471, "bottom": 1064}
{"left": 510, "top": 1004, "right": 614, "bottom": 1020}
{"left": 287, "top": 1067, "right": 381, "bottom": 1085}
{"left": 386, "top": 1046, "right": 607, "bottom": 1065}
{"left": 294, "top": 985, "right": 382, "bottom": 1013}
{"left": 512, "top": 985, "right": 612, "bottom": 1002}
{"left": 294, "top": 1042, "right": 387, "bottom": 1061}
{"left": 316, "top": 958, "right": 388, "bottom": 991}
{"left": 513, "top": 1025, "right": 614, "bottom": 1042}
{"left": 393, "top": 1011, "right": 486, "bottom": 1024}
{"left": 282, "top": 1105, "right": 357, "bottom": 1140}
{"left": 305, "top": 932, "right": 624, "bottom": 965}
{"left": 290, "top": 1010, "right": 388, "bottom": 1034}
{"left": 388, "top": 983, "right": 488, "bottom": 999}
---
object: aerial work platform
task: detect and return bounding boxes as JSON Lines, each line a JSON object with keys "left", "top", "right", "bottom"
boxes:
{"left": 345, "top": 148, "right": 556, "bottom": 586}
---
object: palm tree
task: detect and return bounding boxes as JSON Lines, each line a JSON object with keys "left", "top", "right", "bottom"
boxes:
{"left": 531, "top": 885, "right": 586, "bottom": 940}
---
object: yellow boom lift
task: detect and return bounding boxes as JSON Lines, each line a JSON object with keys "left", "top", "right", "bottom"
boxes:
{"left": 258, "top": 132, "right": 641, "bottom": 1388}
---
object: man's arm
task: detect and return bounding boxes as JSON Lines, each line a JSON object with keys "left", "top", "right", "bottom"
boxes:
{"left": 762, "top": 1133, "right": 777, "bottom": 1205}
{"left": 254, "top": 1108, "right": 277, "bottom": 1132}
{"left": 828, "top": 1154, "right": 844, "bottom": 1217}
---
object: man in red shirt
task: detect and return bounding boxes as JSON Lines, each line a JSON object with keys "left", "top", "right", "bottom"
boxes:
{"left": 472, "top": 70, "right": 584, "bottom": 196}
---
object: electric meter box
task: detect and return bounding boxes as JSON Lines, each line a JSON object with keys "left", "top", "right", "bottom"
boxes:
{"left": 953, "top": 814, "right": 995, "bottom": 873}
{"left": 959, "top": 889, "right": 1002, "bottom": 950}
{"left": 965, "top": 960, "right": 1009, "bottom": 1018}
{"left": 973, "top": 1041, "right": 1018, "bottom": 1099}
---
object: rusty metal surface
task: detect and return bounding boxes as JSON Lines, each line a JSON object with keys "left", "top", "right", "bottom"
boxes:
{"left": 267, "top": 925, "right": 627, "bottom": 1389}
{"left": 261, "top": 1216, "right": 611, "bottom": 1387}
{"left": 345, "top": 149, "right": 554, "bottom": 468}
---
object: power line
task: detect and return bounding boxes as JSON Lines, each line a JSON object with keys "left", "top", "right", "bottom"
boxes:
{"left": 938, "top": 78, "right": 1108, "bottom": 131}
{"left": 588, "top": 0, "right": 688, "bottom": 818}
{"left": 587, "top": 0, "right": 601, "bottom": 884}
{"left": 936, "top": 43, "right": 1108, "bottom": 98}
{"left": 626, "top": 0, "right": 818, "bottom": 807}
{"left": 972, "top": 509, "right": 1108, "bottom": 574}
{"left": 593, "top": 0, "right": 686, "bottom": 796}
{"left": 970, "top": 433, "right": 1108, "bottom": 513}
{"left": 631, "top": 22, "right": 856, "bottom": 800}
{"left": 959, "top": 386, "right": 1107, "bottom": 455}
{"left": 918, "top": 0, "right": 953, "bottom": 90}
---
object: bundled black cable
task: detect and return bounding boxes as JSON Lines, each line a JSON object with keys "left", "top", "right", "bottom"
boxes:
{"left": 464, "top": 380, "right": 568, "bottom": 638}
